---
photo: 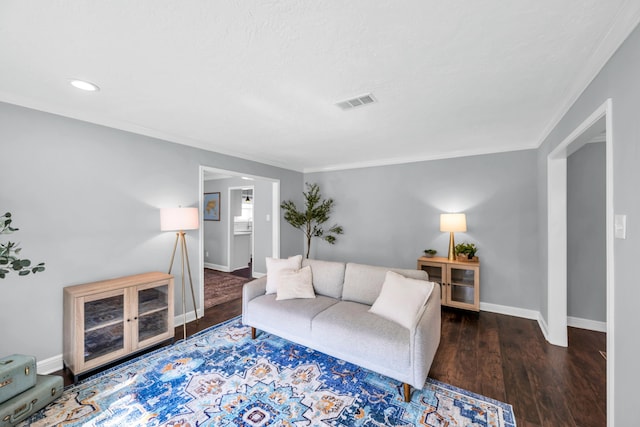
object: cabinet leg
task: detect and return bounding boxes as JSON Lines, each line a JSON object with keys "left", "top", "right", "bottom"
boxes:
{"left": 251, "top": 327, "right": 256, "bottom": 339}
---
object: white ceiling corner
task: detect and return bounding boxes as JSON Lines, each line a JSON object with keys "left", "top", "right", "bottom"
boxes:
{"left": 1, "top": 1, "right": 639, "bottom": 173}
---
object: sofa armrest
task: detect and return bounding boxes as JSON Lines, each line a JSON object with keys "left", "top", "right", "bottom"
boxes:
{"left": 242, "top": 276, "right": 267, "bottom": 324}
{"left": 411, "top": 282, "right": 442, "bottom": 388}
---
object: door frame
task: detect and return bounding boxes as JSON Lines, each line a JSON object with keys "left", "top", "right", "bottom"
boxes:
{"left": 198, "top": 165, "right": 280, "bottom": 316}
{"left": 546, "top": 98, "right": 613, "bottom": 425}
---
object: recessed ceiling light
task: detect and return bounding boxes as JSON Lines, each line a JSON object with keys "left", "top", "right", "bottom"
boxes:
{"left": 69, "top": 79, "right": 100, "bottom": 92}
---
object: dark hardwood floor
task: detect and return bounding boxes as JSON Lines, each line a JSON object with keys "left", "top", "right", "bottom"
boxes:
{"left": 431, "top": 308, "right": 606, "bottom": 427}
{"left": 55, "top": 300, "right": 606, "bottom": 427}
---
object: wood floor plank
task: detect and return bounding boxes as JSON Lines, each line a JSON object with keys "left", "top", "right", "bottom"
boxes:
{"left": 477, "top": 312, "right": 506, "bottom": 401}
{"left": 495, "top": 314, "right": 544, "bottom": 425}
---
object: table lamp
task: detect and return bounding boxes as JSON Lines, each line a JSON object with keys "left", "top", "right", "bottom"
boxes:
{"left": 440, "top": 213, "right": 467, "bottom": 261}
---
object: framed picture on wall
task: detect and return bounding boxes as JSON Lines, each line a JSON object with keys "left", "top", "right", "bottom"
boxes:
{"left": 203, "top": 192, "right": 220, "bottom": 221}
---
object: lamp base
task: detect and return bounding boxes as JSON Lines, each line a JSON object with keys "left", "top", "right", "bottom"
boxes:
{"left": 447, "top": 232, "right": 456, "bottom": 261}
{"left": 168, "top": 231, "right": 199, "bottom": 341}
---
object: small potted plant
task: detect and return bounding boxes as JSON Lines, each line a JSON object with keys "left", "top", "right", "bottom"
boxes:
{"left": 423, "top": 249, "right": 437, "bottom": 258}
{"left": 455, "top": 242, "right": 478, "bottom": 262}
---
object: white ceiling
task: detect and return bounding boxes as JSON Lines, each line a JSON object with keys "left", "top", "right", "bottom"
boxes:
{"left": 1, "top": 1, "right": 639, "bottom": 172}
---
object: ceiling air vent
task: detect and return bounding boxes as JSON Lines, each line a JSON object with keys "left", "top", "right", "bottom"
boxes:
{"left": 336, "top": 93, "right": 376, "bottom": 110}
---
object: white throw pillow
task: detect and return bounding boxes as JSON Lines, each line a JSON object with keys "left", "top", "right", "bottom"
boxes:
{"left": 275, "top": 266, "right": 316, "bottom": 301}
{"left": 369, "top": 271, "right": 435, "bottom": 329}
{"left": 265, "top": 255, "right": 303, "bottom": 294}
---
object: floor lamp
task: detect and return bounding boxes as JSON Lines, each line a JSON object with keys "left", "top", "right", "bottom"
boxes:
{"left": 440, "top": 213, "right": 467, "bottom": 261}
{"left": 160, "top": 207, "right": 199, "bottom": 340}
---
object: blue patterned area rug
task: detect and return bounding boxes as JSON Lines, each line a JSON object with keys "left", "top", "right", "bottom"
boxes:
{"left": 22, "top": 317, "right": 516, "bottom": 426}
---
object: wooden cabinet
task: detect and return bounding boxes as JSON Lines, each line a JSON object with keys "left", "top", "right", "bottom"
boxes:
{"left": 63, "top": 272, "right": 174, "bottom": 378}
{"left": 417, "top": 256, "right": 480, "bottom": 311}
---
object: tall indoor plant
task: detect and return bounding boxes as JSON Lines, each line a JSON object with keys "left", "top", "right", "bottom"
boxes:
{"left": 281, "top": 183, "right": 344, "bottom": 258}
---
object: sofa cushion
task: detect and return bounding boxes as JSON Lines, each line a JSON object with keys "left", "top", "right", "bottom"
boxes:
{"left": 369, "top": 271, "right": 435, "bottom": 329}
{"left": 265, "top": 255, "right": 302, "bottom": 294}
{"left": 302, "top": 258, "right": 346, "bottom": 299}
{"left": 246, "top": 294, "right": 338, "bottom": 337}
{"left": 276, "top": 266, "right": 315, "bottom": 300}
{"left": 341, "top": 263, "right": 428, "bottom": 305}
{"left": 312, "top": 301, "right": 411, "bottom": 368}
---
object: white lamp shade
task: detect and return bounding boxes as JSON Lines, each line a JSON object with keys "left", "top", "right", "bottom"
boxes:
{"left": 160, "top": 207, "right": 199, "bottom": 231}
{"left": 440, "top": 213, "right": 467, "bottom": 232}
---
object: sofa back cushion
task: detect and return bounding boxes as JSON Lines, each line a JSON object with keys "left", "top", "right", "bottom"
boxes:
{"left": 342, "top": 263, "right": 428, "bottom": 305}
{"left": 301, "top": 258, "right": 346, "bottom": 299}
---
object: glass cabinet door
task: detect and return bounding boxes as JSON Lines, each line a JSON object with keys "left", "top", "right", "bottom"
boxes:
{"left": 448, "top": 267, "right": 477, "bottom": 307}
{"left": 420, "top": 263, "right": 446, "bottom": 305}
{"left": 136, "top": 284, "right": 170, "bottom": 344}
{"left": 83, "top": 293, "right": 125, "bottom": 364}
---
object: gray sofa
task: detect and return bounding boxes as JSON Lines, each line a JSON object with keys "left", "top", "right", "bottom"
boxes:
{"left": 242, "top": 258, "right": 441, "bottom": 402}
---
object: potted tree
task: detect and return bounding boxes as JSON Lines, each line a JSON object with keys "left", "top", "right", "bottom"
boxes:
{"left": 281, "top": 183, "right": 344, "bottom": 259}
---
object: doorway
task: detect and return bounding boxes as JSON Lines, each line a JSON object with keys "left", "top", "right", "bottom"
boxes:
{"left": 198, "top": 166, "right": 280, "bottom": 313}
{"left": 546, "top": 98, "right": 613, "bottom": 424}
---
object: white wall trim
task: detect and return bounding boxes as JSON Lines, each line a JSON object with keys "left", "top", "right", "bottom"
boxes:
{"left": 37, "top": 354, "right": 63, "bottom": 375}
{"left": 174, "top": 308, "right": 202, "bottom": 332}
{"left": 303, "top": 144, "right": 537, "bottom": 173}
{"left": 605, "top": 101, "right": 615, "bottom": 427}
{"left": 547, "top": 154, "right": 568, "bottom": 346}
{"left": 271, "top": 182, "right": 280, "bottom": 258}
{"left": 479, "top": 303, "right": 607, "bottom": 339}
{"left": 204, "top": 262, "right": 229, "bottom": 272}
{"left": 479, "top": 302, "right": 550, "bottom": 342}
{"left": 479, "top": 302, "right": 539, "bottom": 320}
{"left": 253, "top": 272, "right": 266, "bottom": 278}
{"left": 546, "top": 98, "right": 614, "bottom": 426}
{"left": 536, "top": 314, "right": 550, "bottom": 343}
{"left": 567, "top": 316, "right": 607, "bottom": 333}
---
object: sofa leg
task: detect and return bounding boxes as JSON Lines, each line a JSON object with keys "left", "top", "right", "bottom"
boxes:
{"left": 403, "top": 383, "right": 411, "bottom": 402}
{"left": 251, "top": 327, "right": 256, "bottom": 339}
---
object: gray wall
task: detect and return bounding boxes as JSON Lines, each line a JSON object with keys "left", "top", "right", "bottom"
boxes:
{"left": 536, "top": 22, "right": 640, "bottom": 425}
{"left": 0, "top": 101, "right": 302, "bottom": 365}
{"left": 203, "top": 177, "right": 274, "bottom": 274}
{"left": 203, "top": 180, "right": 226, "bottom": 267}
{"left": 567, "top": 142, "right": 606, "bottom": 322}
{"left": 306, "top": 149, "right": 539, "bottom": 310}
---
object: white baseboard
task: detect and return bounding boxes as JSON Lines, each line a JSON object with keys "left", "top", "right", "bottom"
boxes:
{"left": 479, "top": 302, "right": 539, "bottom": 320}
{"left": 537, "top": 314, "right": 550, "bottom": 342}
{"left": 480, "top": 302, "right": 606, "bottom": 336}
{"left": 480, "top": 301, "right": 552, "bottom": 341}
{"left": 568, "top": 316, "right": 607, "bottom": 332}
{"left": 252, "top": 272, "right": 266, "bottom": 278}
{"left": 37, "top": 354, "right": 63, "bottom": 374}
{"left": 204, "top": 262, "right": 229, "bottom": 272}
{"left": 174, "top": 308, "right": 204, "bottom": 328}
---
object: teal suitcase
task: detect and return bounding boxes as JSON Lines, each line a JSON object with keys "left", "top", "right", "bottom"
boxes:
{"left": 0, "top": 355, "right": 36, "bottom": 405}
{"left": 0, "top": 374, "right": 63, "bottom": 427}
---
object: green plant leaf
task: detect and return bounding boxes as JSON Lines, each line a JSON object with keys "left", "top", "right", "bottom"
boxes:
{"left": 280, "top": 183, "right": 343, "bottom": 258}
{"left": 0, "top": 212, "right": 45, "bottom": 279}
